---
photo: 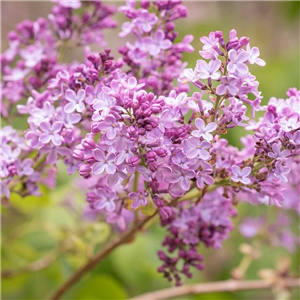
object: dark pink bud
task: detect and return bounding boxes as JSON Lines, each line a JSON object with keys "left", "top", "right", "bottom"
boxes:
{"left": 144, "top": 150, "right": 157, "bottom": 163}
{"left": 85, "top": 155, "right": 96, "bottom": 164}
{"left": 128, "top": 125, "right": 138, "bottom": 136}
{"left": 149, "top": 179, "right": 159, "bottom": 192}
{"left": 154, "top": 196, "right": 164, "bottom": 208}
{"left": 78, "top": 164, "right": 91, "bottom": 177}
{"left": 157, "top": 250, "right": 168, "bottom": 261}
{"left": 128, "top": 156, "right": 140, "bottom": 167}
{"left": 82, "top": 138, "right": 96, "bottom": 150}
{"left": 239, "top": 37, "right": 249, "bottom": 46}
{"left": 156, "top": 148, "right": 168, "bottom": 158}
{"left": 73, "top": 149, "right": 84, "bottom": 161}
{"left": 165, "top": 22, "right": 175, "bottom": 32}
{"left": 151, "top": 105, "right": 161, "bottom": 114}
{"left": 144, "top": 109, "right": 152, "bottom": 117}
{"left": 140, "top": 0, "right": 150, "bottom": 8}
{"left": 144, "top": 124, "right": 153, "bottom": 131}
{"left": 104, "top": 60, "right": 113, "bottom": 70}
{"left": 148, "top": 162, "right": 158, "bottom": 172}
{"left": 178, "top": 5, "right": 188, "bottom": 17}
{"left": 159, "top": 206, "right": 173, "bottom": 221}
{"left": 8, "top": 165, "right": 17, "bottom": 176}
{"left": 138, "top": 128, "right": 146, "bottom": 136}
{"left": 88, "top": 54, "right": 99, "bottom": 64}
{"left": 82, "top": 12, "right": 90, "bottom": 23}
{"left": 8, "top": 31, "right": 18, "bottom": 41}
{"left": 86, "top": 191, "right": 98, "bottom": 203}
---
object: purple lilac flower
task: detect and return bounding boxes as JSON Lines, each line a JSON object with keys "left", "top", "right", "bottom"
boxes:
{"left": 165, "top": 165, "right": 195, "bottom": 191}
{"left": 231, "top": 165, "right": 251, "bottom": 185}
{"left": 92, "top": 149, "right": 116, "bottom": 175}
{"left": 196, "top": 161, "right": 214, "bottom": 188}
{"left": 279, "top": 116, "right": 299, "bottom": 132}
{"left": 144, "top": 29, "right": 172, "bottom": 56}
{"left": 216, "top": 76, "right": 239, "bottom": 96}
{"left": 183, "top": 137, "right": 211, "bottom": 160}
{"left": 196, "top": 59, "right": 221, "bottom": 80}
{"left": 97, "top": 115, "right": 120, "bottom": 139}
{"left": 199, "top": 31, "right": 219, "bottom": 59}
{"left": 246, "top": 44, "right": 266, "bottom": 66}
{"left": 2, "top": 145, "right": 21, "bottom": 164}
{"left": 274, "top": 161, "right": 291, "bottom": 182}
{"left": 227, "top": 49, "right": 249, "bottom": 75}
{"left": 191, "top": 118, "right": 217, "bottom": 141}
{"left": 39, "top": 121, "right": 63, "bottom": 146}
{"left": 268, "top": 142, "right": 290, "bottom": 160}
{"left": 129, "top": 191, "right": 148, "bottom": 209}
{"left": 64, "top": 89, "right": 86, "bottom": 113}
{"left": 16, "top": 158, "right": 34, "bottom": 176}
{"left": 87, "top": 187, "right": 116, "bottom": 212}
{"left": 135, "top": 10, "right": 158, "bottom": 33}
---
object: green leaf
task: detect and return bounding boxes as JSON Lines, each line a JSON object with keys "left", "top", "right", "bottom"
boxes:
{"left": 110, "top": 233, "right": 167, "bottom": 295}
{"left": 10, "top": 186, "right": 50, "bottom": 214}
{"left": 66, "top": 274, "right": 128, "bottom": 299}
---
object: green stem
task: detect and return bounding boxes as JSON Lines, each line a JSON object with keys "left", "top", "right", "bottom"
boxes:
{"left": 133, "top": 171, "right": 139, "bottom": 192}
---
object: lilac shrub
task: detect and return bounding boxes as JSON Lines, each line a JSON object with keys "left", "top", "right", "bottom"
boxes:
{"left": 1, "top": 0, "right": 299, "bottom": 286}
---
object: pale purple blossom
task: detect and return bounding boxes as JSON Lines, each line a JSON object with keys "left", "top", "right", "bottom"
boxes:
{"left": 129, "top": 191, "right": 148, "bottom": 209}
{"left": 192, "top": 118, "right": 217, "bottom": 141}
{"left": 135, "top": 10, "right": 158, "bottom": 33}
{"left": 16, "top": 158, "right": 34, "bottom": 176}
{"left": 39, "top": 121, "right": 63, "bottom": 146}
{"left": 279, "top": 116, "right": 300, "bottom": 132}
{"left": 268, "top": 142, "right": 290, "bottom": 160}
{"left": 196, "top": 161, "right": 214, "bottom": 188}
{"left": 92, "top": 149, "right": 116, "bottom": 175}
{"left": 97, "top": 115, "right": 120, "bottom": 139}
{"left": 2, "top": 145, "right": 21, "bottom": 164}
{"left": 246, "top": 44, "right": 266, "bottom": 66}
{"left": 165, "top": 165, "right": 195, "bottom": 191}
{"left": 183, "top": 137, "right": 211, "bottom": 160}
{"left": 216, "top": 76, "right": 239, "bottom": 96}
{"left": 227, "top": 49, "right": 249, "bottom": 75}
{"left": 144, "top": 30, "right": 172, "bottom": 56}
{"left": 178, "top": 68, "right": 200, "bottom": 84}
{"left": 64, "top": 89, "right": 86, "bottom": 113}
{"left": 196, "top": 59, "right": 221, "bottom": 80}
{"left": 231, "top": 165, "right": 252, "bottom": 185}
{"left": 274, "top": 161, "right": 291, "bottom": 182}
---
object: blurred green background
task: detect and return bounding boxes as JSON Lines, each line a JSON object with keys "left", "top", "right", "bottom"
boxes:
{"left": 1, "top": 1, "right": 299, "bottom": 300}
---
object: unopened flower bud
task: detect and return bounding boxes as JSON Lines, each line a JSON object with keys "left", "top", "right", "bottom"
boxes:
{"left": 82, "top": 138, "right": 95, "bottom": 150}
{"left": 144, "top": 151, "right": 157, "bottom": 163}
{"left": 128, "top": 156, "right": 140, "bottom": 167}
{"left": 148, "top": 162, "right": 158, "bottom": 172}
{"left": 73, "top": 149, "right": 84, "bottom": 160}
{"left": 78, "top": 164, "right": 91, "bottom": 177}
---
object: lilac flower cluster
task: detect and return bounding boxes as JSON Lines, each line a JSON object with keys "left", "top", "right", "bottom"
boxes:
{"left": 158, "top": 190, "right": 236, "bottom": 285}
{"left": 1, "top": 0, "right": 116, "bottom": 117}
{"left": 118, "top": 0, "right": 194, "bottom": 95}
{"left": 1, "top": 0, "right": 299, "bottom": 286}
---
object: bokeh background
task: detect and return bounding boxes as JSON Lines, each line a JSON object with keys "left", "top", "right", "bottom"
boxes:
{"left": 1, "top": 1, "right": 299, "bottom": 300}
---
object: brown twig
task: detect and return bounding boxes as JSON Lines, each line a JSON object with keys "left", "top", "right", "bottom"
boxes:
{"left": 129, "top": 278, "right": 300, "bottom": 300}
{"left": 50, "top": 210, "right": 158, "bottom": 300}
